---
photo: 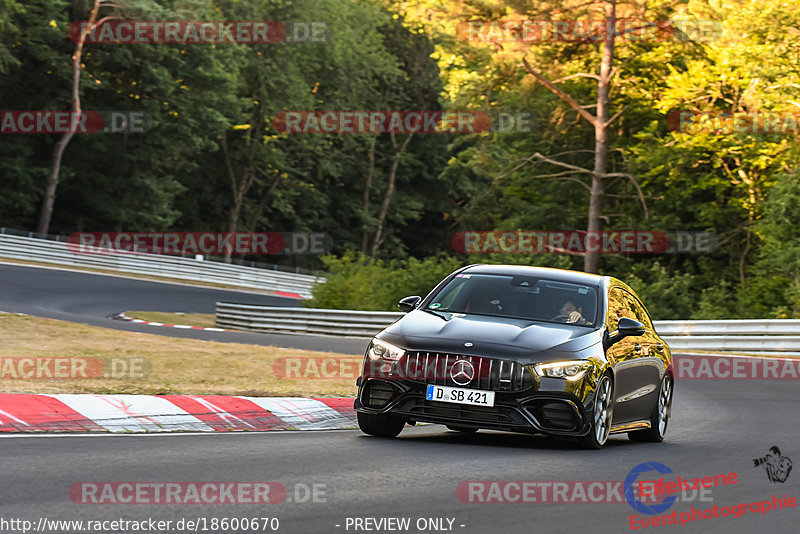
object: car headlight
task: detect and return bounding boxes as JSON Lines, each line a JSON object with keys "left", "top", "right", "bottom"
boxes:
{"left": 368, "top": 339, "right": 406, "bottom": 361}
{"left": 534, "top": 360, "right": 590, "bottom": 381}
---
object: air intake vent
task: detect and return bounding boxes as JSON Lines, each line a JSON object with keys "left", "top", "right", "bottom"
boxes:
{"left": 364, "top": 380, "right": 397, "bottom": 408}
{"left": 528, "top": 401, "right": 580, "bottom": 431}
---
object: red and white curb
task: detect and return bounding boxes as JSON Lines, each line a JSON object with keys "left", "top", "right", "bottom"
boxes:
{"left": 273, "top": 291, "right": 304, "bottom": 299}
{"left": 0, "top": 394, "right": 356, "bottom": 433}
{"left": 111, "top": 313, "right": 229, "bottom": 332}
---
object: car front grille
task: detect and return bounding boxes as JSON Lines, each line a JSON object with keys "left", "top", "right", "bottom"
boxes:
{"left": 400, "top": 352, "right": 533, "bottom": 392}
{"left": 396, "top": 398, "right": 532, "bottom": 429}
{"left": 410, "top": 401, "right": 516, "bottom": 424}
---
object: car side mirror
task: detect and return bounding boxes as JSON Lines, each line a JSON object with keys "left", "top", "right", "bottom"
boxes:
{"left": 398, "top": 295, "right": 421, "bottom": 313}
{"left": 618, "top": 317, "right": 646, "bottom": 336}
{"left": 606, "top": 317, "right": 646, "bottom": 347}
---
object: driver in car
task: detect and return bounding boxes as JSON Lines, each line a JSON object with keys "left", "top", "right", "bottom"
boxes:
{"left": 560, "top": 300, "right": 588, "bottom": 325}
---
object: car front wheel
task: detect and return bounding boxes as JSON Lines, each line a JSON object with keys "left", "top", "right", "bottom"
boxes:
{"left": 579, "top": 374, "right": 614, "bottom": 449}
{"left": 357, "top": 411, "right": 406, "bottom": 438}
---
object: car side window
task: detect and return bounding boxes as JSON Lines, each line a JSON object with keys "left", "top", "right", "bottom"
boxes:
{"left": 606, "top": 287, "right": 634, "bottom": 331}
{"left": 623, "top": 291, "right": 654, "bottom": 330}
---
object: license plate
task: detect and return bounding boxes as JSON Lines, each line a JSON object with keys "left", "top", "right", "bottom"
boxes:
{"left": 426, "top": 385, "right": 495, "bottom": 407}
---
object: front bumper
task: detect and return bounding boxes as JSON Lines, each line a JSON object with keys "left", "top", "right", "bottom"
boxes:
{"left": 355, "top": 375, "right": 598, "bottom": 437}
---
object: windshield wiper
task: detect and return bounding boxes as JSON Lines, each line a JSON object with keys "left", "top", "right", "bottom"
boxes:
{"left": 423, "top": 308, "right": 451, "bottom": 320}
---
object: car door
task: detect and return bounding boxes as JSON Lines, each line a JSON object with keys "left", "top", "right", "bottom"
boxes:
{"left": 618, "top": 290, "right": 664, "bottom": 421}
{"left": 604, "top": 287, "right": 639, "bottom": 424}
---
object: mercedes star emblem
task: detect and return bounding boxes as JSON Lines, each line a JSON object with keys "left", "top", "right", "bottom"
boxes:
{"left": 450, "top": 360, "right": 475, "bottom": 386}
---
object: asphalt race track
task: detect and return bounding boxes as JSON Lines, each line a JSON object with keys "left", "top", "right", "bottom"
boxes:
{"left": 1, "top": 262, "right": 798, "bottom": 533}
{"left": 0, "top": 263, "right": 367, "bottom": 354}
{"left": 1, "top": 378, "right": 798, "bottom": 534}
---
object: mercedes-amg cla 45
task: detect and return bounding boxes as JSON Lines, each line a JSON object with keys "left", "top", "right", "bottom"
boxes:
{"left": 355, "top": 265, "right": 673, "bottom": 448}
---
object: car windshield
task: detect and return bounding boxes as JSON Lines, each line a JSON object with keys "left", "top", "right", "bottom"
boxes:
{"left": 426, "top": 273, "right": 599, "bottom": 327}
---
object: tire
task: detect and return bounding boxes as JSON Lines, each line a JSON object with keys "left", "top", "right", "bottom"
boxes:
{"left": 579, "top": 373, "right": 614, "bottom": 449}
{"left": 629, "top": 375, "right": 673, "bottom": 443}
{"left": 357, "top": 411, "right": 406, "bottom": 438}
{"left": 446, "top": 425, "right": 478, "bottom": 434}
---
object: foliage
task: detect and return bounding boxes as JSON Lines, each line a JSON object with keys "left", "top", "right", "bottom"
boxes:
{"left": 307, "top": 253, "right": 463, "bottom": 310}
{"left": 3, "top": 0, "right": 800, "bottom": 318}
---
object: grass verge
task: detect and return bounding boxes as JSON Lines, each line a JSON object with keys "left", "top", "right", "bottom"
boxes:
{"left": 0, "top": 312, "right": 360, "bottom": 397}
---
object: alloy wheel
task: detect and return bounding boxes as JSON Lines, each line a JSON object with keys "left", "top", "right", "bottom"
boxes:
{"left": 657, "top": 377, "right": 672, "bottom": 437}
{"left": 594, "top": 375, "right": 612, "bottom": 445}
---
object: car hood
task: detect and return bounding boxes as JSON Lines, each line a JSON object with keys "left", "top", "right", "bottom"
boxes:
{"left": 378, "top": 309, "right": 604, "bottom": 363}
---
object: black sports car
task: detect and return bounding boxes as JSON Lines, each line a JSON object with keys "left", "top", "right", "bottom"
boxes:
{"left": 354, "top": 264, "right": 673, "bottom": 448}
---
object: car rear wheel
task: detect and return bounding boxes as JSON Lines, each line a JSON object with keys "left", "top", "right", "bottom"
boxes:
{"left": 629, "top": 375, "right": 672, "bottom": 442}
{"left": 357, "top": 411, "right": 406, "bottom": 438}
{"left": 579, "top": 374, "right": 614, "bottom": 449}
{"left": 446, "top": 425, "right": 478, "bottom": 433}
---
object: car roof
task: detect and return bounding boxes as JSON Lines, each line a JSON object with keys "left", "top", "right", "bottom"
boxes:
{"left": 460, "top": 264, "right": 606, "bottom": 286}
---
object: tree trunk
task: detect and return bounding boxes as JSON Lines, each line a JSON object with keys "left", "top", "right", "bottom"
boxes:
{"left": 221, "top": 130, "right": 255, "bottom": 263}
{"left": 236, "top": 173, "right": 283, "bottom": 261}
{"left": 584, "top": 1, "right": 616, "bottom": 274}
{"left": 37, "top": 0, "right": 103, "bottom": 235}
{"left": 369, "top": 133, "right": 413, "bottom": 257}
{"left": 361, "top": 135, "right": 377, "bottom": 254}
{"left": 246, "top": 173, "right": 282, "bottom": 234}
{"left": 226, "top": 196, "right": 244, "bottom": 253}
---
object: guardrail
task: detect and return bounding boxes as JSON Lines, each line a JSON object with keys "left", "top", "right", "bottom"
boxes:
{"left": 654, "top": 320, "right": 800, "bottom": 354}
{"left": 215, "top": 304, "right": 800, "bottom": 354}
{"left": 0, "top": 233, "right": 322, "bottom": 298}
{"left": 215, "top": 303, "right": 402, "bottom": 337}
